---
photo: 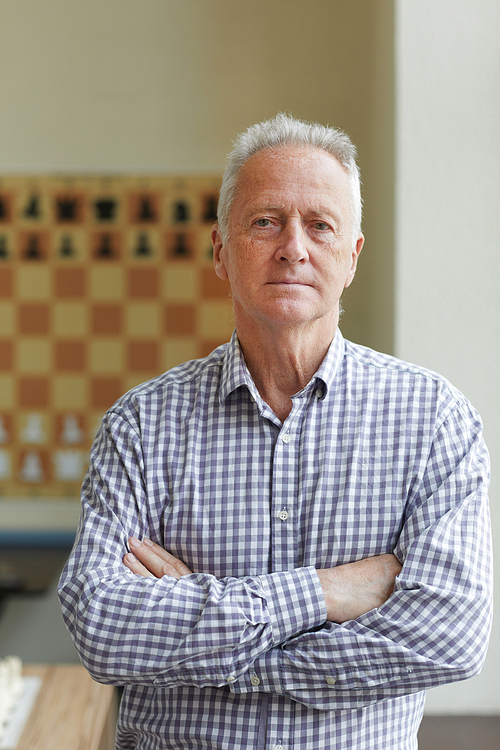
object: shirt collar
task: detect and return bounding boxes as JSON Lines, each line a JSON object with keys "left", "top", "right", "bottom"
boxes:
{"left": 218, "top": 329, "right": 345, "bottom": 405}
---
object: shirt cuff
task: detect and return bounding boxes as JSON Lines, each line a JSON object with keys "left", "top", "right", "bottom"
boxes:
{"left": 258, "top": 566, "right": 327, "bottom": 646}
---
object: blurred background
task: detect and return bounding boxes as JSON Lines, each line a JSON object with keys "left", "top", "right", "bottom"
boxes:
{"left": 0, "top": 0, "right": 498, "bottom": 736}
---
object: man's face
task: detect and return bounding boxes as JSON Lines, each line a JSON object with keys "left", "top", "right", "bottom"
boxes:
{"left": 212, "top": 146, "right": 364, "bottom": 332}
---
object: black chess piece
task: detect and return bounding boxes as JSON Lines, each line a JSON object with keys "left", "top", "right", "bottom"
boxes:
{"left": 0, "top": 236, "right": 8, "bottom": 259}
{"left": 95, "top": 233, "right": 114, "bottom": 258}
{"left": 173, "top": 201, "right": 189, "bottom": 223}
{"left": 59, "top": 235, "right": 74, "bottom": 258}
{"left": 94, "top": 198, "right": 117, "bottom": 221}
{"left": 0, "top": 197, "right": 8, "bottom": 221}
{"left": 56, "top": 197, "right": 78, "bottom": 221}
{"left": 134, "top": 232, "right": 152, "bottom": 257}
{"left": 137, "top": 197, "right": 156, "bottom": 222}
{"left": 203, "top": 195, "right": 218, "bottom": 222}
{"left": 25, "top": 234, "right": 41, "bottom": 259}
{"left": 172, "top": 233, "right": 189, "bottom": 257}
{"left": 24, "top": 195, "right": 41, "bottom": 218}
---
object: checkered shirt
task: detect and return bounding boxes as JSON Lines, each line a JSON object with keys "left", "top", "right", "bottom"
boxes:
{"left": 58, "top": 330, "right": 492, "bottom": 750}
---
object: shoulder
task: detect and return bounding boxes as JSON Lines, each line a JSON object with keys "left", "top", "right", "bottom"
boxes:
{"left": 105, "top": 343, "right": 230, "bottom": 424}
{"left": 342, "top": 339, "right": 476, "bottom": 424}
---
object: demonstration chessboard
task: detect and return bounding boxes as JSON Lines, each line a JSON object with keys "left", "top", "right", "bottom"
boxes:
{"left": 0, "top": 174, "right": 232, "bottom": 499}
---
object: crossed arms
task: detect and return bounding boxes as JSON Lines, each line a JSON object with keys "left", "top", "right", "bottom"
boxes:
{"left": 123, "top": 537, "right": 402, "bottom": 624}
{"left": 58, "top": 398, "right": 493, "bottom": 711}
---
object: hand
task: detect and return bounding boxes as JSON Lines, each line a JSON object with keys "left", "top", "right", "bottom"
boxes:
{"left": 123, "top": 537, "right": 193, "bottom": 579}
{"left": 317, "top": 554, "right": 402, "bottom": 623}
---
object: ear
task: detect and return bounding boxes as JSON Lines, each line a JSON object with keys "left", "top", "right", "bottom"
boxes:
{"left": 344, "top": 233, "right": 364, "bottom": 289}
{"left": 211, "top": 224, "right": 229, "bottom": 280}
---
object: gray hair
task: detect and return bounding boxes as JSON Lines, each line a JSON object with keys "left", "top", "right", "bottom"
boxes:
{"left": 217, "top": 113, "right": 362, "bottom": 244}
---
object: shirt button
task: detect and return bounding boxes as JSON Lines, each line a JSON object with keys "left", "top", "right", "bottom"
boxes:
{"left": 250, "top": 674, "right": 261, "bottom": 686}
{"left": 326, "top": 676, "right": 336, "bottom": 685}
{"left": 226, "top": 675, "right": 236, "bottom": 683}
{"left": 281, "top": 433, "right": 291, "bottom": 443}
{"left": 274, "top": 745, "right": 284, "bottom": 750}
{"left": 315, "top": 388, "right": 323, "bottom": 398}
{"left": 278, "top": 510, "right": 289, "bottom": 521}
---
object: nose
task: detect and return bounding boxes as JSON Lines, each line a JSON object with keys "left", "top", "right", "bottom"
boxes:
{"left": 275, "top": 220, "right": 309, "bottom": 264}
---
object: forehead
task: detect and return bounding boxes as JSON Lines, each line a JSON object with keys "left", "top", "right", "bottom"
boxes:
{"left": 232, "top": 145, "right": 351, "bottom": 215}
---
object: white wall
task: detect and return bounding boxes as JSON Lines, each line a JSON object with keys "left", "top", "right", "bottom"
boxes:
{"left": 395, "top": 0, "right": 500, "bottom": 714}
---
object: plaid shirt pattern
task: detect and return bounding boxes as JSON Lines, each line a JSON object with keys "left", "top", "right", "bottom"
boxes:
{"left": 58, "top": 331, "right": 492, "bottom": 750}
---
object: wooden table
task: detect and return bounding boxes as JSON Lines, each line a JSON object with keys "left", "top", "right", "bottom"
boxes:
{"left": 15, "top": 665, "right": 117, "bottom": 750}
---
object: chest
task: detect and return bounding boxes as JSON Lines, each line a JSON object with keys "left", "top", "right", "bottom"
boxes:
{"left": 143, "top": 397, "right": 424, "bottom": 576}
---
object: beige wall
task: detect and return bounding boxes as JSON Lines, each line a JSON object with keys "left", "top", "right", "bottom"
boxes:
{"left": 0, "top": 0, "right": 393, "bottom": 352}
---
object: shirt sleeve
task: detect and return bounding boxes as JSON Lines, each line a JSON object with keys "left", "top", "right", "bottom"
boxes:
{"left": 57, "top": 410, "right": 326, "bottom": 688}
{"left": 229, "top": 402, "right": 493, "bottom": 710}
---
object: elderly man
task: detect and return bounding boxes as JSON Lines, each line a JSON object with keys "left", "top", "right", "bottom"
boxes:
{"left": 59, "top": 114, "right": 492, "bottom": 750}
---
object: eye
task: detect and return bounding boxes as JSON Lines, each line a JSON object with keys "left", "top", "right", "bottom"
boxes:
{"left": 312, "top": 221, "right": 330, "bottom": 231}
{"left": 254, "top": 218, "right": 273, "bottom": 227}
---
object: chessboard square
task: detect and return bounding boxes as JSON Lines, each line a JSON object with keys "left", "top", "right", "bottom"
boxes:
{"left": 125, "top": 302, "right": 160, "bottom": 337}
{"left": 18, "top": 448, "right": 50, "bottom": 484}
{"left": 0, "top": 376, "right": 14, "bottom": 408}
{"left": 53, "top": 229, "right": 86, "bottom": 261}
{"left": 91, "top": 303, "right": 123, "bottom": 335}
{"left": 19, "top": 230, "right": 49, "bottom": 260}
{"left": 128, "top": 267, "right": 159, "bottom": 299}
{"left": 91, "top": 231, "right": 122, "bottom": 260}
{"left": 0, "top": 413, "right": 12, "bottom": 444}
{"left": 19, "top": 303, "right": 50, "bottom": 334}
{"left": 17, "top": 266, "right": 51, "bottom": 300}
{"left": 128, "top": 193, "right": 160, "bottom": 224}
{"left": 200, "top": 267, "right": 232, "bottom": 300}
{"left": 18, "top": 412, "right": 50, "bottom": 445}
{"left": 0, "top": 192, "right": 13, "bottom": 222}
{"left": 55, "top": 267, "right": 86, "bottom": 297}
{"left": 53, "top": 302, "right": 87, "bottom": 336}
{"left": 162, "top": 339, "right": 198, "bottom": 371}
{"left": 53, "top": 449, "right": 86, "bottom": 482}
{"left": 89, "top": 339, "right": 124, "bottom": 374}
{"left": 165, "top": 231, "right": 195, "bottom": 260}
{"left": 164, "top": 304, "right": 196, "bottom": 335}
{"left": 17, "top": 339, "right": 51, "bottom": 373}
{"left": 55, "top": 413, "right": 86, "bottom": 446}
{"left": 55, "top": 341, "right": 86, "bottom": 371}
{"left": 53, "top": 376, "right": 86, "bottom": 410}
{"left": 0, "top": 302, "right": 15, "bottom": 335}
{"left": 91, "top": 377, "right": 123, "bottom": 410}
{"left": 0, "top": 341, "right": 13, "bottom": 370}
{"left": 127, "top": 229, "right": 158, "bottom": 260}
{"left": 198, "top": 301, "right": 234, "bottom": 339}
{"left": 18, "top": 376, "right": 50, "bottom": 408}
{"left": 128, "top": 341, "right": 159, "bottom": 372}
{"left": 89, "top": 266, "right": 124, "bottom": 300}
{"left": 0, "top": 267, "right": 13, "bottom": 297}
{"left": 162, "top": 266, "right": 197, "bottom": 301}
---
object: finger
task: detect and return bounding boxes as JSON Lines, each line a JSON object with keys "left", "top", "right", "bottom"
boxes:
{"left": 123, "top": 552, "right": 156, "bottom": 578}
{"left": 128, "top": 537, "right": 192, "bottom": 578}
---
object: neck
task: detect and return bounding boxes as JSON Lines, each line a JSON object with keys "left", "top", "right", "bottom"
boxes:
{"left": 236, "top": 316, "right": 337, "bottom": 422}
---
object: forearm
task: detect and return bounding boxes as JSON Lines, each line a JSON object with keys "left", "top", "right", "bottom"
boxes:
{"left": 59, "top": 548, "right": 326, "bottom": 687}
{"left": 229, "top": 489, "right": 493, "bottom": 710}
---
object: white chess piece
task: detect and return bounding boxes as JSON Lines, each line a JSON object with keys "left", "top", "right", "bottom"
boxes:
{"left": 60, "top": 414, "right": 84, "bottom": 445}
{"left": 54, "top": 450, "right": 84, "bottom": 481}
{"left": 20, "top": 451, "right": 44, "bottom": 482}
{"left": 21, "top": 414, "right": 45, "bottom": 444}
